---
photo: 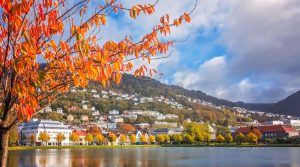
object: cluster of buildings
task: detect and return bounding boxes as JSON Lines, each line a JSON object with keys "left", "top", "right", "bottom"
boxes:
{"left": 72, "top": 88, "right": 189, "bottom": 110}
{"left": 74, "top": 109, "right": 180, "bottom": 130}
{"left": 235, "top": 119, "right": 300, "bottom": 140}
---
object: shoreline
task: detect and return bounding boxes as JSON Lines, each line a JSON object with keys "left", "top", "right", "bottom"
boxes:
{"left": 9, "top": 144, "right": 300, "bottom": 151}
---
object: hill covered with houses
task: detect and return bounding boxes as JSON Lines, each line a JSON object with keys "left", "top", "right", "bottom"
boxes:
{"left": 34, "top": 74, "right": 293, "bottom": 128}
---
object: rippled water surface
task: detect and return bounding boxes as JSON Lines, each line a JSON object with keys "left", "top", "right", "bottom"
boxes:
{"left": 8, "top": 147, "right": 300, "bottom": 167}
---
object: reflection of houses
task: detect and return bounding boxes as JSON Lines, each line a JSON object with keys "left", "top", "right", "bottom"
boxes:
{"left": 21, "top": 119, "right": 72, "bottom": 146}
{"left": 236, "top": 125, "right": 299, "bottom": 140}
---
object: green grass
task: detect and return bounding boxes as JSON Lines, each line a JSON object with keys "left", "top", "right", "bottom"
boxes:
{"left": 9, "top": 143, "right": 300, "bottom": 151}
{"left": 8, "top": 145, "right": 160, "bottom": 151}
{"left": 162, "top": 143, "right": 300, "bottom": 147}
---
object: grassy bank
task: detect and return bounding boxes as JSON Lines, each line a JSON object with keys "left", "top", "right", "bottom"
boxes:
{"left": 162, "top": 143, "right": 300, "bottom": 147}
{"left": 9, "top": 143, "right": 300, "bottom": 151}
{"left": 8, "top": 145, "right": 160, "bottom": 151}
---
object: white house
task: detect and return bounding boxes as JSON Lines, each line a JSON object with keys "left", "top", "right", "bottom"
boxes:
{"left": 20, "top": 119, "right": 72, "bottom": 146}
{"left": 92, "top": 110, "right": 100, "bottom": 116}
{"left": 109, "top": 110, "right": 119, "bottom": 115}
{"left": 93, "top": 94, "right": 100, "bottom": 98}
{"left": 56, "top": 108, "right": 63, "bottom": 114}
{"left": 82, "top": 104, "right": 88, "bottom": 110}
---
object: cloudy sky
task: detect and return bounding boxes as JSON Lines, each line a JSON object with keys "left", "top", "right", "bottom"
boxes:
{"left": 93, "top": 0, "right": 300, "bottom": 103}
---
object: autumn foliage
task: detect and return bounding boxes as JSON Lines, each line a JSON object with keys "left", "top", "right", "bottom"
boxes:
{"left": 0, "top": 0, "right": 192, "bottom": 165}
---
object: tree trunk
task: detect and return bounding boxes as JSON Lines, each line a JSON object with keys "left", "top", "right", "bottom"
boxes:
{"left": 0, "top": 129, "right": 9, "bottom": 167}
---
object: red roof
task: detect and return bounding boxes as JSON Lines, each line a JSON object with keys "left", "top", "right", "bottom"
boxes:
{"left": 236, "top": 125, "right": 296, "bottom": 134}
{"left": 74, "top": 130, "right": 87, "bottom": 136}
{"left": 259, "top": 125, "right": 295, "bottom": 133}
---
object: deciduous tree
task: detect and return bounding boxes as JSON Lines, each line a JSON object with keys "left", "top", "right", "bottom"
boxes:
{"left": 225, "top": 133, "right": 233, "bottom": 144}
{"left": 155, "top": 134, "right": 165, "bottom": 145}
{"left": 8, "top": 128, "right": 18, "bottom": 147}
{"left": 0, "top": 0, "right": 193, "bottom": 165}
{"left": 108, "top": 132, "right": 117, "bottom": 145}
{"left": 163, "top": 134, "right": 170, "bottom": 144}
{"left": 56, "top": 133, "right": 65, "bottom": 146}
{"left": 84, "top": 133, "right": 94, "bottom": 145}
{"left": 119, "top": 124, "right": 136, "bottom": 134}
{"left": 148, "top": 135, "right": 155, "bottom": 144}
{"left": 247, "top": 132, "right": 258, "bottom": 144}
{"left": 140, "top": 135, "right": 147, "bottom": 144}
{"left": 129, "top": 134, "right": 136, "bottom": 145}
{"left": 95, "top": 133, "right": 105, "bottom": 145}
{"left": 38, "top": 132, "right": 50, "bottom": 145}
{"left": 184, "top": 134, "right": 194, "bottom": 144}
{"left": 69, "top": 132, "right": 79, "bottom": 145}
{"left": 173, "top": 134, "right": 183, "bottom": 144}
{"left": 235, "top": 133, "right": 245, "bottom": 145}
{"left": 216, "top": 134, "right": 225, "bottom": 144}
{"left": 119, "top": 134, "right": 126, "bottom": 145}
{"left": 195, "top": 133, "right": 204, "bottom": 144}
{"left": 29, "top": 134, "right": 36, "bottom": 146}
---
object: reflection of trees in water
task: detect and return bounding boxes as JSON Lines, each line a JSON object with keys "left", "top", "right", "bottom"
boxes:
{"left": 70, "top": 149, "right": 101, "bottom": 167}
{"left": 8, "top": 148, "right": 172, "bottom": 167}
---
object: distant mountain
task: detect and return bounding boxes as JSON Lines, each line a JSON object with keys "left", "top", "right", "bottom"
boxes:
{"left": 234, "top": 102, "right": 274, "bottom": 111}
{"left": 267, "top": 90, "right": 300, "bottom": 117}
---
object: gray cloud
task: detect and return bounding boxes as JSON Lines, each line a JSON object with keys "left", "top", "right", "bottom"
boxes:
{"left": 173, "top": 0, "right": 300, "bottom": 103}
{"left": 221, "top": 0, "right": 300, "bottom": 102}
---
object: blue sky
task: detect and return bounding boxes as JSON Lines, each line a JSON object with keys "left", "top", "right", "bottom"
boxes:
{"left": 91, "top": 0, "right": 300, "bottom": 103}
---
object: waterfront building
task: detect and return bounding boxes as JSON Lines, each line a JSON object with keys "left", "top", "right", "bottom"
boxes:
{"left": 236, "top": 125, "right": 299, "bottom": 140}
{"left": 20, "top": 119, "right": 72, "bottom": 146}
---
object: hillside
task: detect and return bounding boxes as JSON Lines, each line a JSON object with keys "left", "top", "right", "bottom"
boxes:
{"left": 267, "top": 90, "right": 300, "bottom": 116}
{"left": 108, "top": 74, "right": 236, "bottom": 107}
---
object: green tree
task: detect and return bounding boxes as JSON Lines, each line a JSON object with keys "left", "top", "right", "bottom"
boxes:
{"left": 38, "top": 132, "right": 50, "bottom": 145}
{"left": 173, "top": 134, "right": 183, "bottom": 144}
{"left": 108, "top": 133, "right": 117, "bottom": 145}
{"left": 56, "top": 133, "right": 65, "bottom": 146}
{"left": 69, "top": 132, "right": 80, "bottom": 145}
{"left": 119, "top": 134, "right": 127, "bottom": 145}
{"left": 95, "top": 133, "right": 105, "bottom": 145}
{"left": 155, "top": 135, "right": 165, "bottom": 145}
{"left": 216, "top": 134, "right": 225, "bottom": 144}
{"left": 8, "top": 128, "right": 19, "bottom": 147}
{"left": 130, "top": 134, "right": 136, "bottom": 145}
{"left": 184, "top": 134, "right": 194, "bottom": 144}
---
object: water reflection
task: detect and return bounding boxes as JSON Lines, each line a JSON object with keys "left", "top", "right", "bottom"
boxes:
{"left": 8, "top": 147, "right": 300, "bottom": 167}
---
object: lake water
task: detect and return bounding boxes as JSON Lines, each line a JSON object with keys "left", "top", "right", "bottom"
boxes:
{"left": 8, "top": 147, "right": 300, "bottom": 167}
